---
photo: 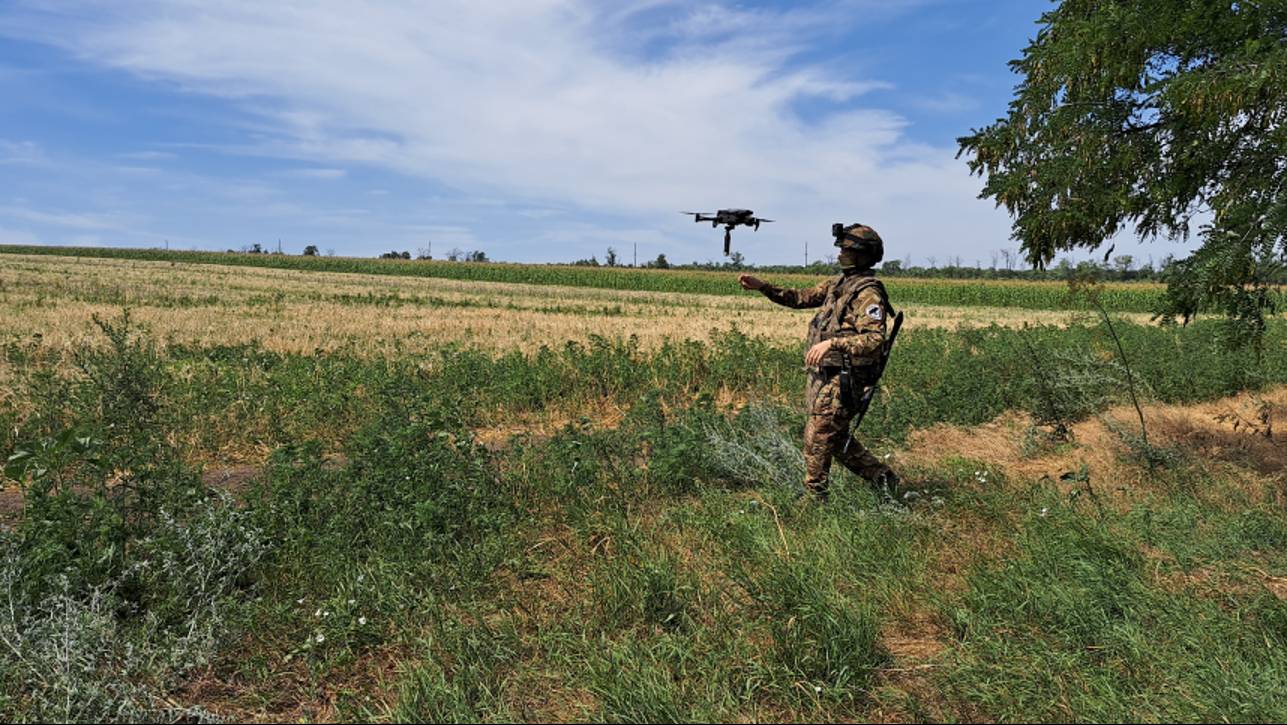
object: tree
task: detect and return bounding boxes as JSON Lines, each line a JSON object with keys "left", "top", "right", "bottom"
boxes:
{"left": 466, "top": 250, "right": 488, "bottom": 262}
{"left": 1054, "top": 258, "right": 1074, "bottom": 280}
{"left": 958, "top": 1, "right": 1286, "bottom": 346}
{"left": 646, "top": 253, "right": 669, "bottom": 269}
{"left": 302, "top": 244, "right": 319, "bottom": 256}
{"left": 606, "top": 247, "right": 618, "bottom": 267}
{"left": 1000, "top": 249, "right": 1015, "bottom": 271}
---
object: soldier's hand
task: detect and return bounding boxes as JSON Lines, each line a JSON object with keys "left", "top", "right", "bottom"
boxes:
{"left": 805, "top": 339, "right": 833, "bottom": 367}
{"left": 738, "top": 274, "right": 765, "bottom": 291}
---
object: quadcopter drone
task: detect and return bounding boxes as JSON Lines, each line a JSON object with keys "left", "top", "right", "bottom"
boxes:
{"left": 680, "top": 208, "right": 774, "bottom": 255}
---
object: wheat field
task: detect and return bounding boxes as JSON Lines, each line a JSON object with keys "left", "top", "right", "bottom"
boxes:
{"left": 0, "top": 254, "right": 1149, "bottom": 358}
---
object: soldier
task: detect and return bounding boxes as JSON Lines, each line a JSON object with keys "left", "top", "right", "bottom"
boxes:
{"left": 738, "top": 224, "right": 898, "bottom": 501}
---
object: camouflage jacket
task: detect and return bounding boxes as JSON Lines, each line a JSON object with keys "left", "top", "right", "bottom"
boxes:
{"left": 760, "top": 271, "right": 891, "bottom": 368}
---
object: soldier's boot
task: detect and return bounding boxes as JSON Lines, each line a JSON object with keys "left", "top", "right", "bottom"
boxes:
{"left": 835, "top": 435, "right": 897, "bottom": 498}
{"left": 872, "top": 469, "right": 901, "bottom": 501}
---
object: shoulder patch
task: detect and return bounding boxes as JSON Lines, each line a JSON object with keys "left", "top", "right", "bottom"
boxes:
{"left": 865, "top": 304, "right": 884, "bottom": 321}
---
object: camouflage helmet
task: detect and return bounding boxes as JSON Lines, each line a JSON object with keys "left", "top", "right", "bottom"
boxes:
{"left": 833, "top": 223, "right": 884, "bottom": 262}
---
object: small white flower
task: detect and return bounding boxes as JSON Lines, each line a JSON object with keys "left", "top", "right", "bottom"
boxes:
{"left": 883, "top": 453, "right": 891, "bottom": 460}
{"left": 814, "top": 685, "right": 822, "bottom": 693}
{"left": 347, "top": 599, "right": 355, "bottom": 605}
{"left": 1039, "top": 507, "right": 1049, "bottom": 517}
{"left": 297, "top": 598, "right": 305, "bottom": 605}
{"left": 315, "top": 633, "right": 325, "bottom": 644}
{"left": 358, "top": 616, "right": 367, "bottom": 626}
{"left": 314, "top": 608, "right": 322, "bottom": 617}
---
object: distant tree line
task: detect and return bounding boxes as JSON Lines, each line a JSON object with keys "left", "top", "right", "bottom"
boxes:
{"left": 376, "top": 248, "right": 488, "bottom": 262}
{"left": 568, "top": 246, "right": 1279, "bottom": 283}
{"left": 214, "top": 242, "right": 1284, "bottom": 284}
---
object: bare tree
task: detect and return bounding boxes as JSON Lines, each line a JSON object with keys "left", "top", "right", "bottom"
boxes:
{"left": 1000, "top": 249, "right": 1015, "bottom": 271}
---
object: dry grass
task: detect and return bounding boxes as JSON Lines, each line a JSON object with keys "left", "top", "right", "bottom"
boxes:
{"left": 904, "top": 385, "right": 1287, "bottom": 505}
{"left": 1, "top": 254, "right": 1155, "bottom": 357}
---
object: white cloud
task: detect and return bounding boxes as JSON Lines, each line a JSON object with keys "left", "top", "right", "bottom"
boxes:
{"left": 0, "top": 1, "right": 1013, "bottom": 263}
{"left": 0, "top": 139, "right": 44, "bottom": 165}
{"left": 0, "top": 204, "right": 139, "bottom": 231}
{"left": 276, "top": 167, "right": 347, "bottom": 180}
{"left": 115, "top": 150, "right": 176, "bottom": 160}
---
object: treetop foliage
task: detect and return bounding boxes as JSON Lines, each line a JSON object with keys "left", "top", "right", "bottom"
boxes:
{"left": 958, "top": 0, "right": 1286, "bottom": 345}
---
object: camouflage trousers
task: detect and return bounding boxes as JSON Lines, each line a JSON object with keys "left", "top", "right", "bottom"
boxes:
{"left": 804, "top": 370, "right": 891, "bottom": 497}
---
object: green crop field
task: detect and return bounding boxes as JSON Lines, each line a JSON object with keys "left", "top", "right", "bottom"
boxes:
{"left": 0, "top": 244, "right": 1170, "bottom": 312}
{"left": 2, "top": 253, "right": 1286, "bottom": 722}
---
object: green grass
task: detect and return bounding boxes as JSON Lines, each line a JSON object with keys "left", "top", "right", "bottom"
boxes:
{"left": 940, "top": 483, "right": 1287, "bottom": 721}
{"left": 1, "top": 312, "right": 1285, "bottom": 721}
{"left": 0, "top": 244, "right": 1168, "bottom": 312}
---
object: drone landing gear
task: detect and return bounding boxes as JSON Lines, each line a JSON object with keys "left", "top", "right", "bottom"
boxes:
{"left": 723, "top": 226, "right": 732, "bottom": 256}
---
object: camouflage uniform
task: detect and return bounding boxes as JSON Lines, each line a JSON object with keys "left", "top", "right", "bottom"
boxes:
{"left": 760, "top": 274, "right": 893, "bottom": 496}
{"left": 756, "top": 224, "right": 895, "bottom": 498}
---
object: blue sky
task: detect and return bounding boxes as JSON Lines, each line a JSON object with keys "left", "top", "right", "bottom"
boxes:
{"left": 0, "top": 1, "right": 1189, "bottom": 267}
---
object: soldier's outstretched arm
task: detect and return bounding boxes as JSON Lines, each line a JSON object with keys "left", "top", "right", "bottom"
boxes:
{"left": 830, "top": 285, "right": 887, "bottom": 357}
{"left": 740, "top": 275, "right": 830, "bottom": 309}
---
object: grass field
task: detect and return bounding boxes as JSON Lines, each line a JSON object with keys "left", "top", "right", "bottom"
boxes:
{"left": 0, "top": 244, "right": 1171, "bottom": 312}
{"left": 2, "top": 252, "right": 1285, "bottom": 722}
{"left": 0, "top": 253, "right": 1158, "bottom": 358}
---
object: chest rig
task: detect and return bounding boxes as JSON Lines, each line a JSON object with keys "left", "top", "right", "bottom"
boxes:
{"left": 806, "top": 273, "right": 892, "bottom": 369}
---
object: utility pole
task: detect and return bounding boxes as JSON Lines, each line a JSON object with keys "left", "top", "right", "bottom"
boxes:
{"left": 633, "top": 242, "right": 637, "bottom": 268}
{"left": 277, "top": 238, "right": 282, "bottom": 254}
{"left": 804, "top": 241, "right": 808, "bottom": 267}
